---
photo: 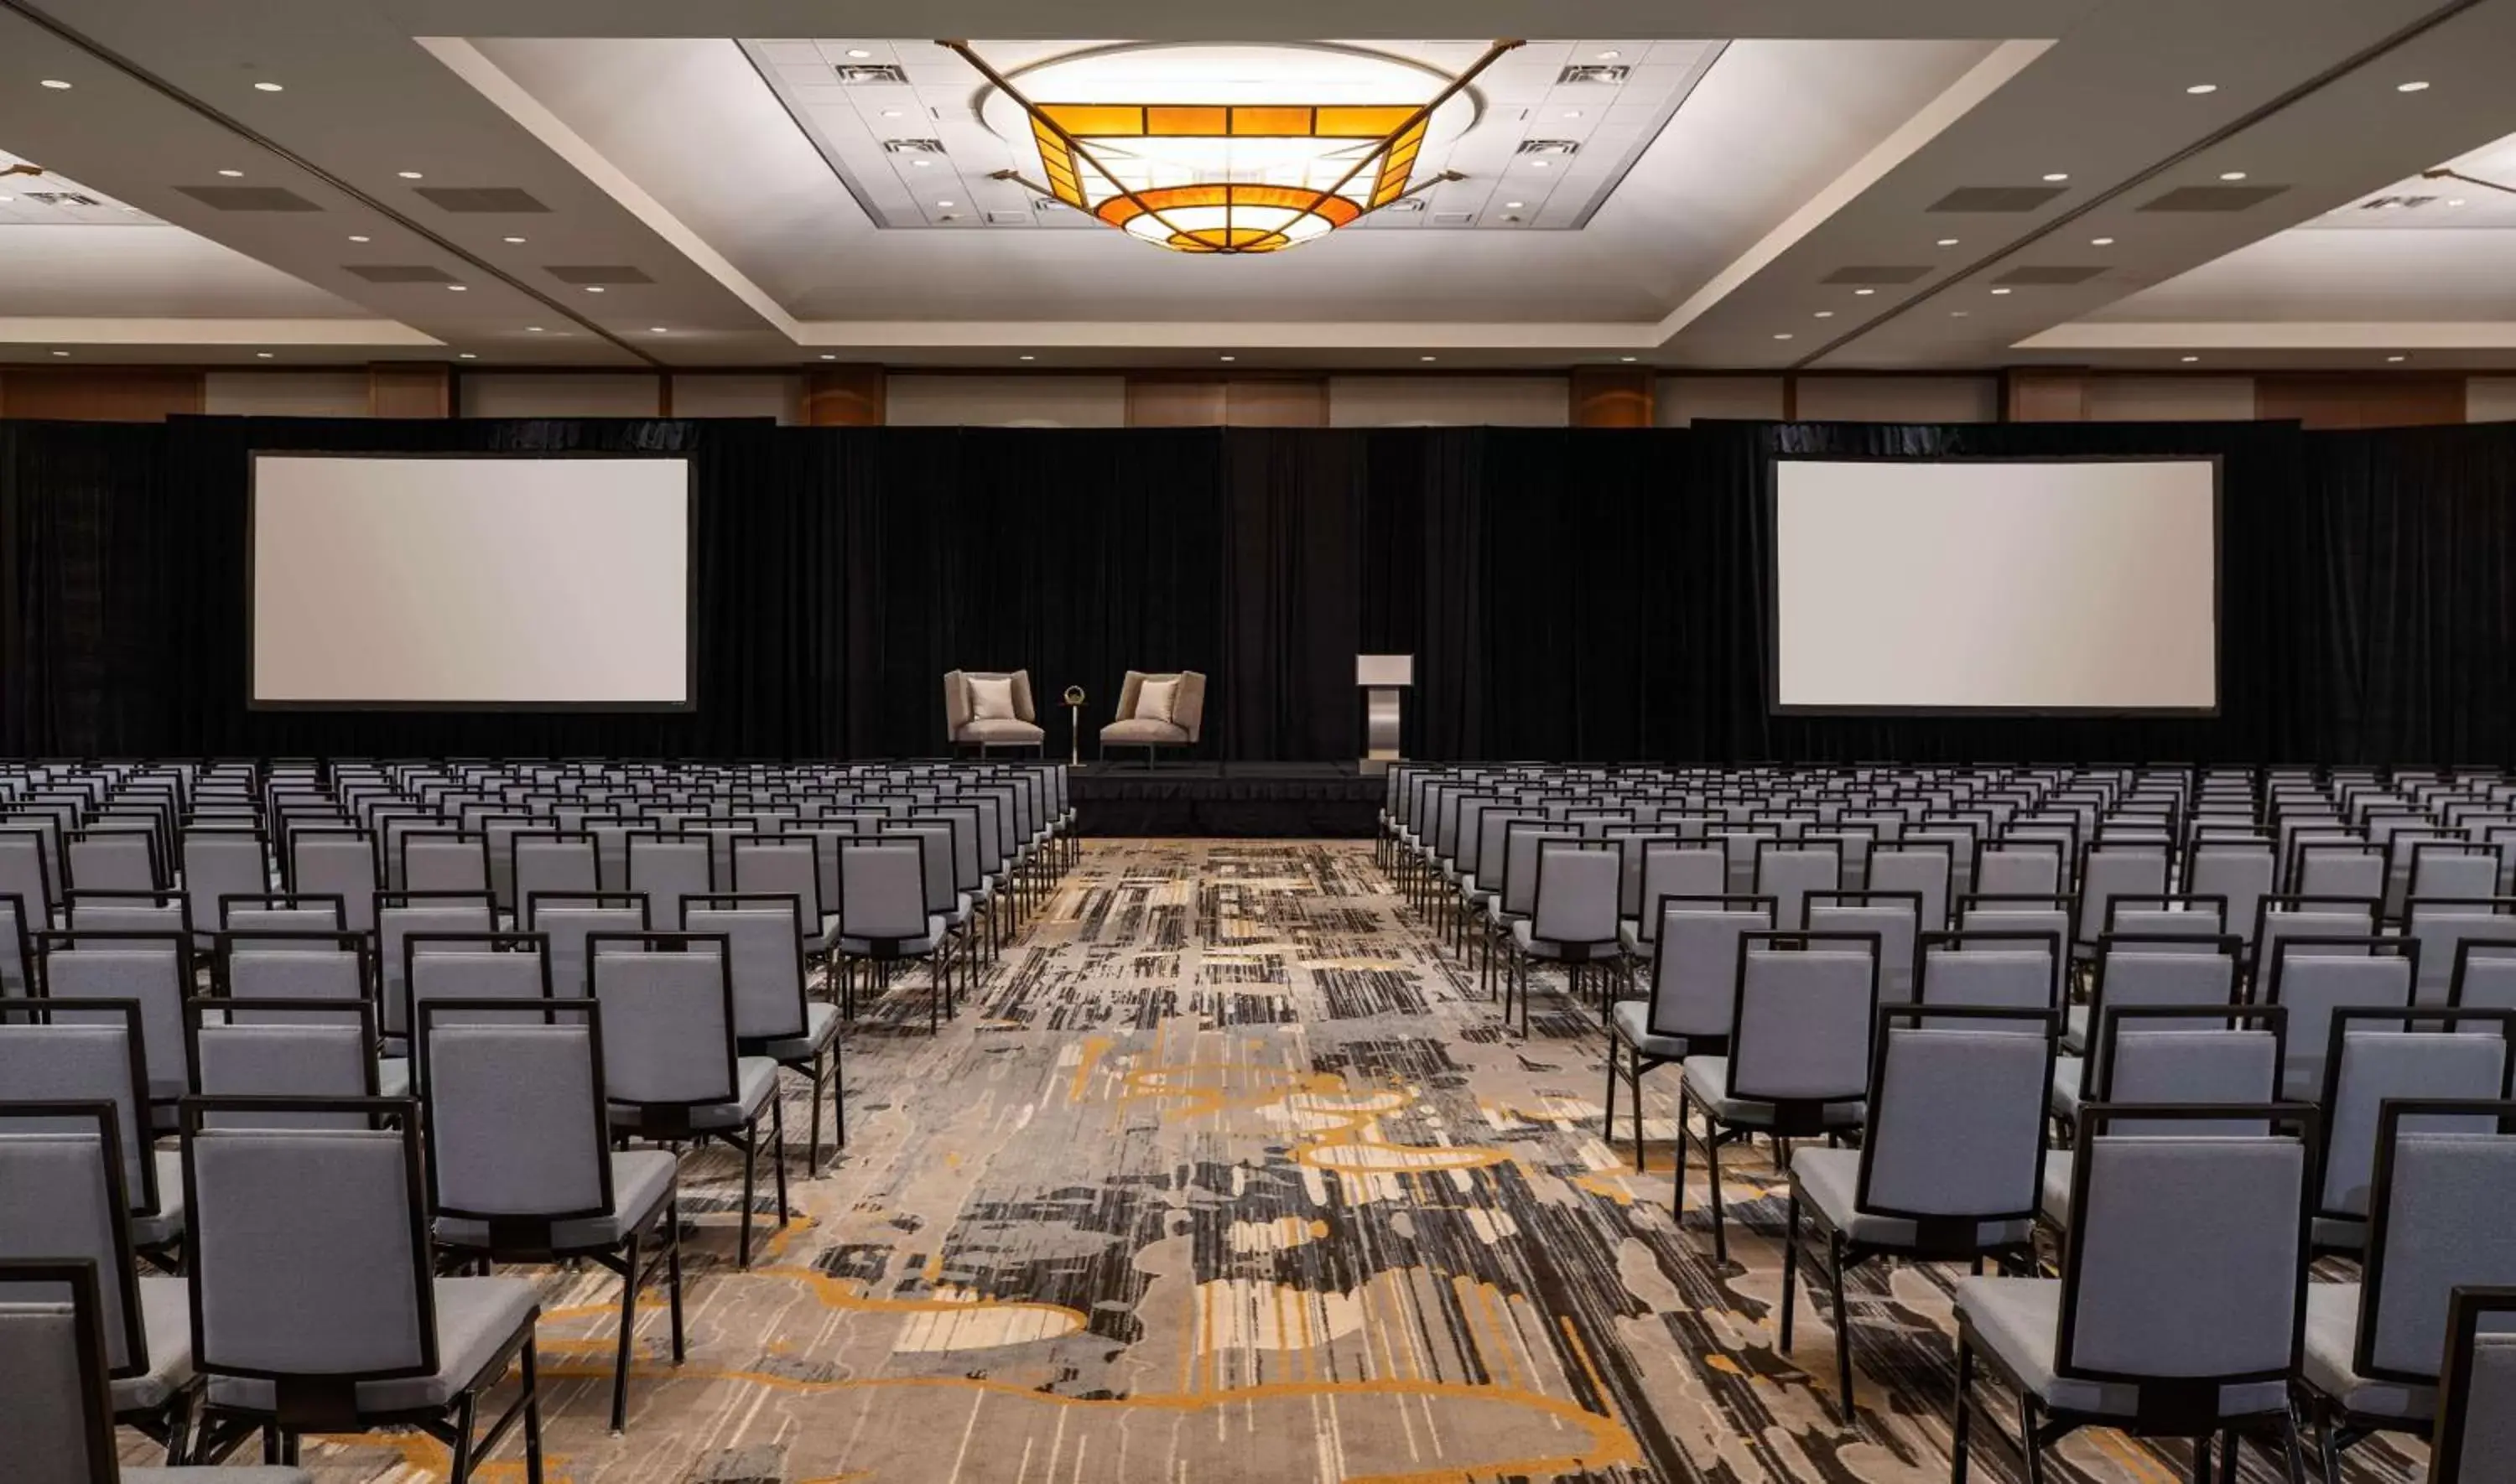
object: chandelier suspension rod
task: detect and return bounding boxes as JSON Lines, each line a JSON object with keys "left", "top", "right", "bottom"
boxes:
{"left": 1229, "top": 38, "right": 1523, "bottom": 254}
{"left": 939, "top": 39, "right": 1209, "bottom": 250}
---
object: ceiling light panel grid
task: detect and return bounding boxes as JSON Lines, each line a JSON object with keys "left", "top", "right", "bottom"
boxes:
{"left": 741, "top": 38, "right": 1721, "bottom": 236}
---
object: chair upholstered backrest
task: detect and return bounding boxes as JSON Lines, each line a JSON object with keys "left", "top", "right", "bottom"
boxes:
{"left": 2409, "top": 900, "right": 2516, "bottom": 1008}
{"left": 289, "top": 832, "right": 378, "bottom": 932}
{"left": 2409, "top": 846, "right": 2503, "bottom": 905}
{"left": 1858, "top": 1009, "right": 2055, "bottom": 1227}
{"left": 1806, "top": 893, "right": 1921, "bottom": 1004}
{"left": 41, "top": 934, "right": 192, "bottom": 1102}
{"left": 67, "top": 894, "right": 186, "bottom": 937}
{"left": 0, "top": 1108, "right": 142, "bottom": 1375}
{"left": 0, "top": 831, "right": 59, "bottom": 921}
{"left": 377, "top": 895, "right": 496, "bottom": 1037}
{"left": 67, "top": 832, "right": 156, "bottom": 893}
{"left": 589, "top": 937, "right": 737, "bottom": 1107}
{"left": 1645, "top": 897, "right": 1772, "bottom": 1041}
{"left": 530, "top": 897, "right": 651, "bottom": 999}
{"left": 2254, "top": 897, "right": 2379, "bottom": 976}
{"left": 184, "top": 1106, "right": 435, "bottom": 1390}
{"left": 422, "top": 1004, "right": 610, "bottom": 1224}
{"left": 1728, "top": 932, "right": 1879, "bottom": 1106}
{"left": 946, "top": 669, "right": 1037, "bottom": 732}
{"left": 686, "top": 898, "right": 807, "bottom": 1041}
{"left": 402, "top": 832, "right": 490, "bottom": 894}
{"left": 1866, "top": 844, "right": 1952, "bottom": 932}
{"left": 1630, "top": 845, "right": 1724, "bottom": 941}
{"left": 885, "top": 822, "right": 957, "bottom": 916}
{"left": 2435, "top": 1287, "right": 2516, "bottom": 1480}
{"left": 2319, "top": 1013, "right": 2515, "bottom": 1221}
{"left": 2454, "top": 942, "right": 2516, "bottom": 1014}
{"left": 2188, "top": 842, "right": 2276, "bottom": 947}
{"left": 1975, "top": 840, "right": 2063, "bottom": 899}
{"left": 2061, "top": 1111, "right": 2308, "bottom": 1388}
{"left": 2094, "top": 1006, "right": 2285, "bottom": 1136}
{"left": 2264, "top": 937, "right": 2417, "bottom": 1101}
{"left": 2357, "top": 1108, "right": 2516, "bottom": 1383}
{"left": 222, "top": 935, "right": 367, "bottom": 1016}
{"left": 512, "top": 833, "right": 600, "bottom": 911}
{"left": 182, "top": 830, "right": 269, "bottom": 936}
{"left": 0, "top": 1005, "right": 153, "bottom": 1213}
{"left": 2084, "top": 936, "right": 2240, "bottom": 1086}
{"left": 0, "top": 894, "right": 30, "bottom": 997}
{"left": 628, "top": 834, "right": 714, "bottom": 931}
{"left": 1498, "top": 823, "right": 1578, "bottom": 918}
{"left": 2075, "top": 843, "right": 2170, "bottom": 947}
{"left": 188, "top": 1004, "right": 378, "bottom": 1128}
{"left": 733, "top": 839, "right": 824, "bottom": 926}
{"left": 2105, "top": 896, "right": 2227, "bottom": 941}
{"left": 2296, "top": 843, "right": 2386, "bottom": 902}
{"left": 1115, "top": 671, "right": 1208, "bottom": 741}
{"left": 0, "top": 1258, "right": 121, "bottom": 1484}
{"left": 1754, "top": 843, "right": 1841, "bottom": 932}
{"left": 1529, "top": 844, "right": 1619, "bottom": 947}
{"left": 1917, "top": 931, "right": 2063, "bottom": 1014}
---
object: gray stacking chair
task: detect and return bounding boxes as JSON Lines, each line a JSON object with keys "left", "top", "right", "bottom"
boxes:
{"left": 1957, "top": 894, "right": 2077, "bottom": 1003}
{"left": 627, "top": 833, "right": 712, "bottom": 933}
{"left": 284, "top": 828, "right": 377, "bottom": 934}
{"left": 526, "top": 892, "right": 649, "bottom": 999}
{"left": 2408, "top": 842, "right": 2504, "bottom": 908}
{"left": 1781, "top": 1006, "right": 2056, "bottom": 1423}
{"left": 2051, "top": 934, "right": 2243, "bottom": 1123}
{"left": 0, "top": 1105, "right": 195, "bottom": 1461}
{"left": 835, "top": 842, "right": 949, "bottom": 1031}
{"left": 1616, "top": 843, "right": 1723, "bottom": 957}
{"left": 0, "top": 827, "right": 61, "bottom": 930}
{"left": 376, "top": 892, "right": 496, "bottom": 1050}
{"left": 400, "top": 932, "right": 556, "bottom": 1087}
{"left": 1752, "top": 840, "right": 1841, "bottom": 932}
{"left": 0, "top": 1256, "right": 311, "bottom": 1484}
{"left": 68, "top": 830, "right": 161, "bottom": 894}
{"left": 1974, "top": 838, "right": 2063, "bottom": 899}
{"left": 1916, "top": 930, "right": 2065, "bottom": 1015}
{"left": 2295, "top": 840, "right": 2386, "bottom": 903}
{"left": 2101, "top": 894, "right": 2226, "bottom": 942}
{"left": 1677, "top": 930, "right": 1880, "bottom": 1263}
{"left": 0, "top": 1002, "right": 179, "bottom": 1264}
{"left": 2260, "top": 936, "right": 2416, "bottom": 1102}
{"left": 2311, "top": 1008, "right": 2516, "bottom": 1257}
{"left": 2251, "top": 894, "right": 2379, "bottom": 983}
{"left": 2406, "top": 897, "right": 2516, "bottom": 1008}
{"left": 509, "top": 833, "right": 599, "bottom": 916}
{"left": 1804, "top": 891, "right": 1921, "bottom": 1004}
{"left": 68, "top": 890, "right": 189, "bottom": 939}
{"left": 216, "top": 895, "right": 342, "bottom": 937}
{"left": 2072, "top": 840, "right": 2170, "bottom": 957}
{"left": 179, "top": 829, "right": 268, "bottom": 945}
{"left": 38, "top": 931, "right": 195, "bottom": 1134}
{"left": 1604, "top": 895, "right": 1771, "bottom": 1172}
{"left": 401, "top": 832, "right": 490, "bottom": 895}
{"left": 689, "top": 894, "right": 844, "bottom": 1171}
{"left": 590, "top": 933, "right": 786, "bottom": 1268}
{"left": 179, "top": 1098, "right": 543, "bottom": 1480}
{"left": 2300, "top": 1100, "right": 2516, "bottom": 1479}
{"left": 732, "top": 838, "right": 840, "bottom": 957}
{"left": 2, "top": 890, "right": 34, "bottom": 996}
{"left": 2039, "top": 1004, "right": 2286, "bottom": 1232}
{"left": 1950, "top": 1104, "right": 2316, "bottom": 1481}
{"left": 185, "top": 1000, "right": 380, "bottom": 1126}
{"left": 2451, "top": 940, "right": 2516, "bottom": 1014}
{"left": 2433, "top": 1285, "right": 2516, "bottom": 1483}
{"left": 2187, "top": 838, "right": 2276, "bottom": 956}
{"left": 419, "top": 1000, "right": 683, "bottom": 1435}
{"left": 1504, "top": 841, "right": 1619, "bottom": 1035}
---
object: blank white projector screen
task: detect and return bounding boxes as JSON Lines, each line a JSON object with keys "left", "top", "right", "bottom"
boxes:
{"left": 1773, "top": 458, "right": 2218, "bottom": 712}
{"left": 252, "top": 454, "right": 691, "bottom": 708}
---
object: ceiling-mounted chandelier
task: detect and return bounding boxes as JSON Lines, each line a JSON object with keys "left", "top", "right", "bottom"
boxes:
{"left": 949, "top": 39, "right": 1519, "bottom": 255}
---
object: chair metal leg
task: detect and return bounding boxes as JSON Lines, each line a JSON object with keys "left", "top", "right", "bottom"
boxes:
{"left": 771, "top": 1092, "right": 791, "bottom": 1228}
{"left": 1951, "top": 1336, "right": 1974, "bottom": 1484}
{"left": 1671, "top": 1089, "right": 1690, "bottom": 1222}
{"left": 1827, "top": 1230, "right": 1854, "bottom": 1422}
{"left": 738, "top": 1125, "right": 758, "bottom": 1268}
{"left": 666, "top": 1199, "right": 687, "bottom": 1362}
{"left": 2278, "top": 1409, "right": 2309, "bottom": 1484}
{"left": 2188, "top": 1433, "right": 2212, "bottom": 1484}
{"left": 2020, "top": 1395, "right": 2048, "bottom": 1484}
{"left": 450, "top": 1392, "right": 477, "bottom": 1484}
{"left": 1778, "top": 1191, "right": 1800, "bottom": 1350}
{"left": 1629, "top": 1051, "right": 1646, "bottom": 1171}
{"left": 520, "top": 1336, "right": 546, "bottom": 1484}
{"left": 611, "top": 1232, "right": 639, "bottom": 1434}
{"left": 1707, "top": 1125, "right": 1729, "bottom": 1264}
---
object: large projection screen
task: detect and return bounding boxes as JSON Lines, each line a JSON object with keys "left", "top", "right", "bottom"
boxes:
{"left": 1772, "top": 457, "right": 2219, "bottom": 714}
{"left": 251, "top": 453, "right": 693, "bottom": 709}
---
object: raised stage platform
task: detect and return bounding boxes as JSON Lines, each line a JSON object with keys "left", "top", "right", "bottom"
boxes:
{"left": 1069, "top": 760, "right": 1383, "bottom": 838}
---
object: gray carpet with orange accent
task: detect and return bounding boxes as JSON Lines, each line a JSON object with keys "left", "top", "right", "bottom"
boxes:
{"left": 153, "top": 840, "right": 2420, "bottom": 1483}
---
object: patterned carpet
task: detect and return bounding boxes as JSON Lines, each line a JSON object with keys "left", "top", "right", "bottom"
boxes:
{"left": 175, "top": 840, "right": 2422, "bottom": 1483}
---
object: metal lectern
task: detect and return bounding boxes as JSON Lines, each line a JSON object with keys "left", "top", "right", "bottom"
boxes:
{"left": 1358, "top": 654, "right": 1413, "bottom": 776}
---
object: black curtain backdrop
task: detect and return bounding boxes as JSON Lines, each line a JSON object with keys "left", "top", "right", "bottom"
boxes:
{"left": 4, "top": 413, "right": 2514, "bottom": 765}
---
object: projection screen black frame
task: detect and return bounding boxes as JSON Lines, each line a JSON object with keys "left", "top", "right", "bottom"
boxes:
{"left": 247, "top": 449, "right": 698, "bottom": 713}
{"left": 1765, "top": 453, "right": 2223, "bottom": 719}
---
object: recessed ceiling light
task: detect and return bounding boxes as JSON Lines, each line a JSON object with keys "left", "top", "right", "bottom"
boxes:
{"left": 1530, "top": 159, "right": 1549, "bottom": 169}
{"left": 819, "top": 353, "right": 837, "bottom": 361}
{"left": 1018, "top": 354, "right": 1035, "bottom": 361}
{"left": 2218, "top": 170, "right": 2248, "bottom": 181}
{"left": 1598, "top": 49, "right": 1620, "bottom": 60}
{"left": 2397, "top": 80, "right": 2431, "bottom": 92}
{"left": 1936, "top": 237, "right": 1960, "bottom": 246}
{"left": 2042, "top": 172, "right": 2070, "bottom": 182}
{"left": 502, "top": 235, "right": 525, "bottom": 243}
{"left": 2185, "top": 83, "right": 2217, "bottom": 95}
{"left": 0, "top": 195, "right": 11, "bottom": 203}
{"left": 911, "top": 158, "right": 929, "bottom": 167}
{"left": 648, "top": 326, "right": 668, "bottom": 334}
{"left": 1990, "top": 287, "right": 2013, "bottom": 295}
{"left": 217, "top": 169, "right": 244, "bottom": 178}
{"left": 585, "top": 285, "right": 605, "bottom": 293}
{"left": 2387, "top": 355, "right": 2408, "bottom": 363}
{"left": 1419, "top": 355, "right": 1437, "bottom": 362}
{"left": 398, "top": 170, "right": 423, "bottom": 179}
{"left": 881, "top": 108, "right": 902, "bottom": 118}
{"left": 253, "top": 81, "right": 284, "bottom": 92}
{"left": 1619, "top": 355, "right": 1637, "bottom": 362}
{"left": 2090, "top": 236, "right": 2115, "bottom": 246}
{"left": 255, "top": 351, "right": 273, "bottom": 359}
{"left": 845, "top": 48, "right": 871, "bottom": 59}
{"left": 39, "top": 80, "right": 70, "bottom": 90}
{"left": 446, "top": 283, "right": 467, "bottom": 292}
{"left": 1950, "top": 310, "right": 1969, "bottom": 318}
{"left": 1219, "top": 355, "right": 1236, "bottom": 362}
{"left": 1853, "top": 288, "right": 1876, "bottom": 296}
{"left": 2181, "top": 355, "right": 2201, "bottom": 362}
{"left": 2448, "top": 198, "right": 2467, "bottom": 207}
{"left": 1814, "top": 310, "right": 1835, "bottom": 319}
{"left": 937, "top": 200, "right": 954, "bottom": 208}
{"left": 457, "top": 352, "right": 477, "bottom": 360}
{"left": 1772, "top": 333, "right": 1794, "bottom": 341}
{"left": 1505, "top": 200, "right": 1525, "bottom": 209}
{"left": 527, "top": 326, "right": 544, "bottom": 333}
{"left": 1562, "top": 109, "right": 1583, "bottom": 119}
{"left": 49, "top": 349, "right": 68, "bottom": 356}
{"left": 347, "top": 234, "right": 370, "bottom": 242}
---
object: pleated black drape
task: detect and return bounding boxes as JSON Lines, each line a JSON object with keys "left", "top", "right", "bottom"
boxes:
{"left": 7, "top": 413, "right": 2516, "bottom": 764}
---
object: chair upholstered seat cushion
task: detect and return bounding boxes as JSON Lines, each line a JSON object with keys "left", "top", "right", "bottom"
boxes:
{"left": 1609, "top": 1001, "right": 1690, "bottom": 1060}
{"left": 757, "top": 1000, "right": 841, "bottom": 1064}
{"left": 812, "top": 912, "right": 842, "bottom": 952}
{"left": 2063, "top": 1005, "right": 2090, "bottom": 1053}
{"left": 1793, "top": 1147, "right": 2033, "bottom": 1249}
{"left": 1681, "top": 1056, "right": 1864, "bottom": 1129}
{"left": 2040, "top": 1150, "right": 2074, "bottom": 1229}
{"left": 610, "top": 1057, "right": 779, "bottom": 1134}
{"left": 377, "top": 1057, "right": 410, "bottom": 1098}
{"left": 838, "top": 915, "right": 945, "bottom": 957}
{"left": 1100, "top": 719, "right": 1189, "bottom": 745}
{"left": 1510, "top": 920, "right": 1618, "bottom": 960}
{"left": 110, "top": 1276, "right": 195, "bottom": 1411}
{"left": 436, "top": 1150, "right": 677, "bottom": 1253}
{"left": 959, "top": 719, "right": 1044, "bottom": 745}
{"left": 205, "top": 1277, "right": 537, "bottom": 1414}
{"left": 1618, "top": 921, "right": 1645, "bottom": 954}
{"left": 1954, "top": 1277, "right": 2291, "bottom": 1419}
{"left": 2303, "top": 1283, "right": 2430, "bottom": 1420}
{"left": 2049, "top": 1058, "right": 2086, "bottom": 1121}
{"left": 126, "top": 1470, "right": 313, "bottom": 1484}
{"left": 129, "top": 1150, "right": 186, "bottom": 1248}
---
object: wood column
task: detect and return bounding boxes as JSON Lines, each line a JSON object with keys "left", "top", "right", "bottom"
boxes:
{"left": 0, "top": 367, "right": 203, "bottom": 421}
{"left": 803, "top": 365, "right": 886, "bottom": 426}
{"left": 1124, "top": 375, "right": 1327, "bottom": 427}
{"left": 2001, "top": 368, "right": 2089, "bottom": 422}
{"left": 1569, "top": 366, "right": 1655, "bottom": 428}
{"left": 368, "top": 362, "right": 450, "bottom": 418}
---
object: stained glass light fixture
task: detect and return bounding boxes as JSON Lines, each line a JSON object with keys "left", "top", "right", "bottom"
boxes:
{"left": 951, "top": 40, "right": 1517, "bottom": 255}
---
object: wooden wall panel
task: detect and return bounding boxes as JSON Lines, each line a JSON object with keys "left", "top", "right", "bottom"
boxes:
{"left": 1568, "top": 366, "right": 1655, "bottom": 428}
{"left": 0, "top": 367, "right": 203, "bottom": 422}
{"left": 1222, "top": 378, "right": 1327, "bottom": 427}
{"left": 802, "top": 365, "right": 886, "bottom": 426}
{"left": 2001, "top": 368, "right": 2089, "bottom": 423}
{"left": 1123, "top": 376, "right": 1328, "bottom": 427}
{"left": 2253, "top": 374, "right": 2467, "bottom": 430}
{"left": 368, "top": 363, "right": 450, "bottom": 418}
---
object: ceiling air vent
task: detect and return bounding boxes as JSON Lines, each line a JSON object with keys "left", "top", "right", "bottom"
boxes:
{"left": 546, "top": 266, "right": 655, "bottom": 286}
{"left": 1431, "top": 211, "right": 1476, "bottom": 226}
{"left": 1822, "top": 266, "right": 1930, "bottom": 284}
{"left": 1928, "top": 185, "right": 2067, "bottom": 212}
{"left": 414, "top": 186, "right": 550, "bottom": 214}
{"left": 985, "top": 210, "right": 1031, "bottom": 225}
{"left": 834, "top": 64, "right": 909, "bottom": 84}
{"left": 1380, "top": 197, "right": 1427, "bottom": 213}
{"left": 175, "top": 184, "right": 321, "bottom": 211}
{"left": 2140, "top": 184, "right": 2288, "bottom": 212}
{"left": 1515, "top": 139, "right": 1580, "bottom": 157}
{"left": 345, "top": 264, "right": 457, "bottom": 283}
{"left": 2358, "top": 194, "right": 2438, "bottom": 211}
{"left": 1994, "top": 265, "right": 2108, "bottom": 286}
{"left": 22, "top": 190, "right": 101, "bottom": 207}
{"left": 1557, "top": 65, "right": 1630, "bottom": 84}
{"left": 883, "top": 138, "right": 947, "bottom": 155}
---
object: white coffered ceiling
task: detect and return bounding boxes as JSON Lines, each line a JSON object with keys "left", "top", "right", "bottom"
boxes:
{"left": 0, "top": 0, "right": 2512, "bottom": 370}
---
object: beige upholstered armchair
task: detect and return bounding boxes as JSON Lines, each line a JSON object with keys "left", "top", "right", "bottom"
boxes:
{"left": 1098, "top": 670, "right": 1206, "bottom": 764}
{"left": 944, "top": 669, "right": 1046, "bottom": 755}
